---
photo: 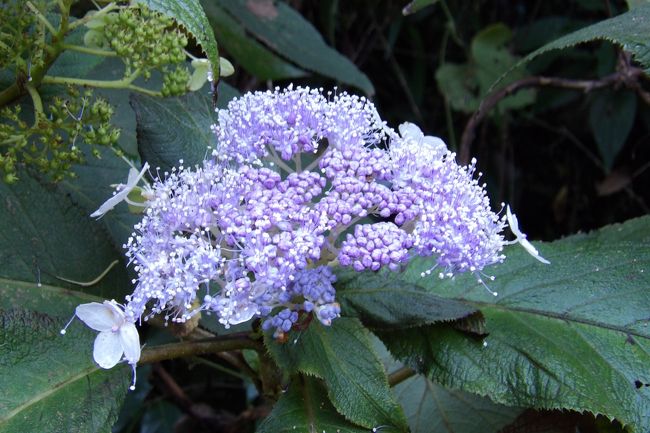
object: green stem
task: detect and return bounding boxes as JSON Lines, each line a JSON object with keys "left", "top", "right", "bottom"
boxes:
{"left": 41, "top": 73, "right": 162, "bottom": 97}
{"left": 68, "top": 2, "right": 119, "bottom": 31}
{"left": 26, "top": 1, "right": 57, "bottom": 36}
{"left": 25, "top": 84, "right": 43, "bottom": 122}
{"left": 62, "top": 44, "right": 118, "bottom": 57}
{"left": 140, "top": 336, "right": 264, "bottom": 364}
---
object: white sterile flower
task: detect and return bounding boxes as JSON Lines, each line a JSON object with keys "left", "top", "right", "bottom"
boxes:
{"left": 90, "top": 162, "right": 150, "bottom": 218}
{"left": 398, "top": 122, "right": 447, "bottom": 156}
{"left": 506, "top": 205, "right": 550, "bottom": 265}
{"left": 390, "top": 122, "right": 448, "bottom": 187}
{"left": 64, "top": 300, "right": 141, "bottom": 390}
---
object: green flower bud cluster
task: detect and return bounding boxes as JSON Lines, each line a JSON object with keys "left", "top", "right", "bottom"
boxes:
{"left": 86, "top": 4, "right": 191, "bottom": 93}
{"left": 0, "top": 88, "right": 120, "bottom": 183}
{"left": 0, "top": 0, "right": 48, "bottom": 72}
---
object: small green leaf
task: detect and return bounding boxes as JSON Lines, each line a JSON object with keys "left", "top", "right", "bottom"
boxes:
{"left": 402, "top": 0, "right": 440, "bottom": 15}
{"left": 436, "top": 24, "right": 535, "bottom": 114}
{"left": 510, "top": 4, "right": 650, "bottom": 82}
{"left": 130, "top": 82, "right": 238, "bottom": 174}
{"left": 257, "top": 376, "right": 369, "bottom": 433}
{"left": 212, "top": 0, "right": 374, "bottom": 95}
{"left": 589, "top": 88, "right": 637, "bottom": 171}
{"left": 134, "top": 0, "right": 219, "bottom": 73}
{"left": 336, "top": 271, "right": 478, "bottom": 330}
{"left": 201, "top": 1, "right": 307, "bottom": 81}
{"left": 265, "top": 318, "right": 409, "bottom": 432}
{"left": 375, "top": 216, "right": 650, "bottom": 431}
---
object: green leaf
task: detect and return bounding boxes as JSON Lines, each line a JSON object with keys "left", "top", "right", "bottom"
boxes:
{"left": 336, "top": 272, "right": 478, "bottom": 330}
{"left": 435, "top": 63, "right": 480, "bottom": 113}
{"left": 257, "top": 376, "right": 369, "bottom": 433}
{"left": 0, "top": 172, "right": 129, "bottom": 298}
{"left": 201, "top": 1, "right": 307, "bottom": 80}
{"left": 0, "top": 301, "right": 129, "bottom": 432}
{"left": 374, "top": 216, "right": 650, "bottom": 431}
{"left": 372, "top": 335, "right": 522, "bottom": 433}
{"left": 402, "top": 0, "right": 440, "bottom": 15}
{"left": 130, "top": 82, "right": 238, "bottom": 174}
{"left": 134, "top": 0, "right": 219, "bottom": 75}
{"left": 436, "top": 24, "right": 535, "bottom": 114}
{"left": 395, "top": 376, "right": 522, "bottom": 433}
{"left": 213, "top": 0, "right": 374, "bottom": 95}
{"left": 589, "top": 88, "right": 637, "bottom": 171}
{"left": 265, "top": 318, "right": 409, "bottom": 432}
{"left": 513, "top": 5, "right": 650, "bottom": 77}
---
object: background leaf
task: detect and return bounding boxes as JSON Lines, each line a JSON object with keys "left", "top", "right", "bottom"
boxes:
{"left": 201, "top": 1, "right": 307, "bottom": 80}
{"left": 358, "top": 216, "right": 650, "bottom": 431}
{"left": 134, "top": 0, "right": 219, "bottom": 71}
{"left": 206, "top": 0, "right": 374, "bottom": 95}
{"left": 511, "top": 4, "right": 650, "bottom": 79}
{"left": 265, "top": 317, "right": 409, "bottom": 432}
{"left": 402, "top": 0, "right": 440, "bottom": 16}
{"left": 336, "top": 272, "right": 478, "bottom": 330}
{"left": 0, "top": 171, "right": 129, "bottom": 297}
{"left": 588, "top": 88, "right": 637, "bottom": 171}
{"left": 131, "top": 83, "right": 238, "bottom": 174}
{"left": 256, "top": 376, "right": 368, "bottom": 433}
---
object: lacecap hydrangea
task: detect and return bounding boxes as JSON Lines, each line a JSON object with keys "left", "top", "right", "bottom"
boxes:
{"left": 69, "top": 86, "right": 548, "bottom": 375}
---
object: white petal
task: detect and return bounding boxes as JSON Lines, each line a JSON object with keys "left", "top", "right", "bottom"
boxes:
{"left": 398, "top": 122, "right": 422, "bottom": 140}
{"left": 520, "top": 238, "right": 551, "bottom": 265}
{"left": 119, "top": 322, "right": 141, "bottom": 364}
{"left": 76, "top": 302, "right": 119, "bottom": 332}
{"left": 506, "top": 205, "right": 521, "bottom": 236}
{"left": 93, "top": 331, "right": 123, "bottom": 368}
{"left": 228, "top": 304, "right": 257, "bottom": 325}
{"left": 90, "top": 162, "right": 150, "bottom": 218}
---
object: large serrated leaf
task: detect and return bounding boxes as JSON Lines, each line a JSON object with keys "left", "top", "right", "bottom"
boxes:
{"left": 131, "top": 83, "right": 238, "bottom": 174}
{"left": 0, "top": 172, "right": 129, "bottom": 298}
{"left": 201, "top": 1, "right": 307, "bottom": 80}
{"left": 213, "top": 0, "right": 374, "bottom": 95}
{"left": 336, "top": 272, "right": 478, "bottom": 330}
{"left": 357, "top": 216, "right": 650, "bottom": 431}
{"left": 510, "top": 4, "right": 650, "bottom": 80}
{"left": 265, "top": 318, "right": 409, "bottom": 432}
{"left": 134, "top": 0, "right": 219, "bottom": 73}
{"left": 257, "top": 375, "right": 368, "bottom": 433}
{"left": 373, "top": 335, "right": 522, "bottom": 433}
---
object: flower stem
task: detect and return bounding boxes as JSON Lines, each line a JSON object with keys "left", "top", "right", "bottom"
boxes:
{"left": 41, "top": 74, "right": 162, "bottom": 97}
{"left": 25, "top": 84, "right": 44, "bottom": 121}
{"left": 62, "top": 44, "right": 118, "bottom": 57}
{"left": 26, "top": 1, "right": 57, "bottom": 36}
{"left": 68, "top": 2, "right": 119, "bottom": 31}
{"left": 139, "top": 336, "right": 264, "bottom": 364}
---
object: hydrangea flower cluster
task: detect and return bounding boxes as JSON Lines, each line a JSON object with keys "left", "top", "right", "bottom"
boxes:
{"left": 72, "top": 85, "right": 548, "bottom": 372}
{"left": 113, "top": 85, "right": 527, "bottom": 339}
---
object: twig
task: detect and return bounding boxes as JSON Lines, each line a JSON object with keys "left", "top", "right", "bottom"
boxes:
{"left": 387, "top": 366, "right": 416, "bottom": 387}
{"left": 140, "top": 336, "right": 264, "bottom": 364}
{"left": 458, "top": 67, "right": 648, "bottom": 164}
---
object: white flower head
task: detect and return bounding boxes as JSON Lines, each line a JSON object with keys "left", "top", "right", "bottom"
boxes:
{"left": 90, "top": 162, "right": 150, "bottom": 219}
{"left": 506, "top": 205, "right": 550, "bottom": 265}
{"left": 61, "top": 300, "right": 141, "bottom": 390}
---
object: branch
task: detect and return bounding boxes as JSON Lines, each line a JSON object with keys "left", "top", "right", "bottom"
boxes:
{"left": 140, "top": 336, "right": 264, "bottom": 364}
{"left": 458, "top": 67, "right": 648, "bottom": 165}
